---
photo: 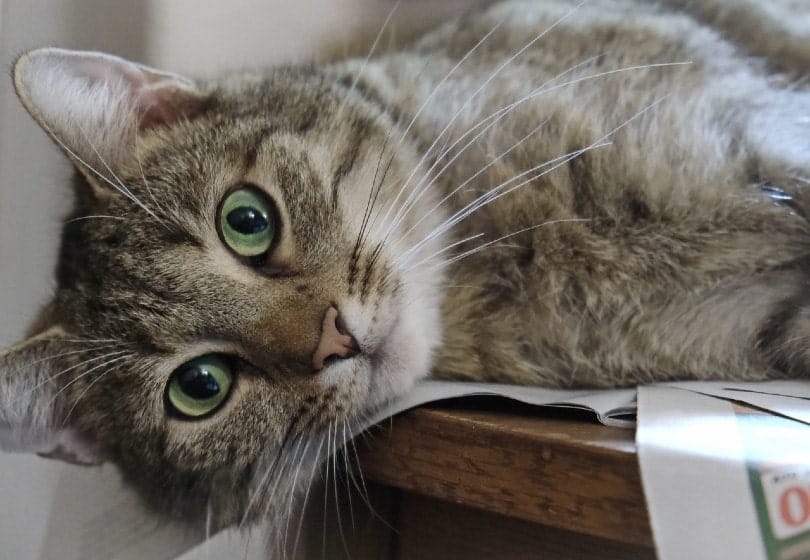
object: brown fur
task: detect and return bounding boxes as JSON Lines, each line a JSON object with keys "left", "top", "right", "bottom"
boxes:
{"left": 1, "top": 0, "right": 809, "bottom": 532}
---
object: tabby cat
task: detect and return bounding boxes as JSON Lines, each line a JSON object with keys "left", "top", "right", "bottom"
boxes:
{"left": 2, "top": 0, "right": 810, "bottom": 533}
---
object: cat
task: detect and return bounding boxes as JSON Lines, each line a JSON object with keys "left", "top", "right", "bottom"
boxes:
{"left": 1, "top": 0, "right": 809, "bottom": 535}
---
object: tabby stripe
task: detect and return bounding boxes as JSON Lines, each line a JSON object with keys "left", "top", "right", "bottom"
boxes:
{"left": 330, "top": 122, "right": 368, "bottom": 208}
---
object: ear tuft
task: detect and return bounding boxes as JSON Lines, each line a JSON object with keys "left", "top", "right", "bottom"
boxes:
{"left": 13, "top": 48, "right": 206, "bottom": 174}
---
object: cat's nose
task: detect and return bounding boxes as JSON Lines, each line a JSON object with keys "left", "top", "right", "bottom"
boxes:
{"left": 312, "top": 306, "right": 359, "bottom": 371}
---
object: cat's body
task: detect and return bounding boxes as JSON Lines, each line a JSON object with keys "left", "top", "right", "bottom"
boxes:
{"left": 362, "top": 0, "right": 810, "bottom": 387}
{"left": 2, "top": 0, "right": 810, "bottom": 531}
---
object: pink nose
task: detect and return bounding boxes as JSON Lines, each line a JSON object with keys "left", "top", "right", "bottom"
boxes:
{"left": 312, "top": 307, "right": 359, "bottom": 371}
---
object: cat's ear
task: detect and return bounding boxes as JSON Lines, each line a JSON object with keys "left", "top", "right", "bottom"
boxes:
{"left": 12, "top": 47, "right": 207, "bottom": 173}
{"left": 0, "top": 327, "right": 105, "bottom": 465}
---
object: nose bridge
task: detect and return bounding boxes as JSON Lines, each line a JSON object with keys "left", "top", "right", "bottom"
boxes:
{"left": 249, "top": 292, "right": 325, "bottom": 371}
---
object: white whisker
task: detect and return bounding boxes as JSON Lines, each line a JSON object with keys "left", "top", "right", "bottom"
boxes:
{"left": 321, "top": 422, "right": 333, "bottom": 560}
{"left": 374, "top": 1, "right": 587, "bottom": 242}
{"left": 393, "top": 232, "right": 485, "bottom": 274}
{"left": 386, "top": 60, "right": 690, "bottom": 249}
{"left": 336, "top": 0, "right": 401, "bottom": 119}
{"left": 65, "top": 215, "right": 125, "bottom": 223}
{"left": 36, "top": 118, "right": 167, "bottom": 227}
{"left": 381, "top": 54, "right": 603, "bottom": 243}
{"left": 74, "top": 123, "right": 168, "bottom": 227}
{"left": 447, "top": 218, "right": 592, "bottom": 269}
{"left": 398, "top": 143, "right": 611, "bottom": 266}
{"left": 23, "top": 348, "right": 129, "bottom": 400}
{"left": 401, "top": 94, "right": 669, "bottom": 265}
{"left": 281, "top": 438, "right": 313, "bottom": 555}
{"left": 291, "top": 436, "right": 326, "bottom": 560}
{"left": 54, "top": 353, "right": 133, "bottom": 425}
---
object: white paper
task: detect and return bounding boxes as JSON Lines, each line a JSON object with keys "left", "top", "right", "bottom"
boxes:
{"left": 366, "top": 380, "right": 637, "bottom": 427}
{"left": 637, "top": 386, "right": 766, "bottom": 560}
{"left": 638, "top": 384, "right": 810, "bottom": 560}
{"left": 664, "top": 380, "right": 810, "bottom": 425}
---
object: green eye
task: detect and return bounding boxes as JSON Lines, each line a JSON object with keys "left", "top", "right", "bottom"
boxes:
{"left": 166, "top": 355, "right": 233, "bottom": 419}
{"left": 219, "top": 186, "right": 275, "bottom": 257}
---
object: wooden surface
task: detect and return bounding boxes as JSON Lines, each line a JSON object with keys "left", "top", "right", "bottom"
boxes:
{"left": 355, "top": 405, "right": 653, "bottom": 548}
{"left": 394, "top": 493, "right": 655, "bottom": 560}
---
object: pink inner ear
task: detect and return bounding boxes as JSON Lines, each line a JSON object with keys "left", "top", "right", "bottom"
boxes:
{"left": 137, "top": 85, "right": 200, "bottom": 131}
{"left": 1, "top": 424, "right": 104, "bottom": 466}
{"left": 37, "top": 428, "right": 105, "bottom": 466}
{"left": 73, "top": 56, "right": 200, "bottom": 132}
{"left": 14, "top": 48, "right": 206, "bottom": 171}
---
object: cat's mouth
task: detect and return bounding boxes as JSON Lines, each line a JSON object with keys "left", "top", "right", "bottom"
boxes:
{"left": 364, "top": 309, "right": 436, "bottom": 408}
{"left": 333, "top": 294, "right": 436, "bottom": 407}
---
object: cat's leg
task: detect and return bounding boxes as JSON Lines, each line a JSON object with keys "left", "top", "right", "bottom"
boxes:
{"left": 434, "top": 259, "right": 806, "bottom": 387}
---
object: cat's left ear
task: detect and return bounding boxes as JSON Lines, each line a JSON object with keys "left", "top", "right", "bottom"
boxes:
{"left": 0, "top": 328, "right": 105, "bottom": 465}
{"left": 12, "top": 48, "right": 207, "bottom": 174}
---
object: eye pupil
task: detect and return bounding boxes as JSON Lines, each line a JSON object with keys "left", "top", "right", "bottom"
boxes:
{"left": 178, "top": 366, "right": 220, "bottom": 399}
{"left": 219, "top": 187, "right": 275, "bottom": 258}
{"left": 167, "top": 355, "right": 233, "bottom": 419}
{"left": 226, "top": 206, "right": 268, "bottom": 235}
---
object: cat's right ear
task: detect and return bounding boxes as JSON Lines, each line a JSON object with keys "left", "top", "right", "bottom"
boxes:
{"left": 0, "top": 327, "right": 105, "bottom": 465}
{"left": 12, "top": 48, "right": 208, "bottom": 179}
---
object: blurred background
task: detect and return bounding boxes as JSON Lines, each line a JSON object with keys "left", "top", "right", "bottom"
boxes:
{"left": 0, "top": 1, "right": 484, "bottom": 557}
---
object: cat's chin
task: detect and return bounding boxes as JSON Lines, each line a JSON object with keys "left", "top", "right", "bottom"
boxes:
{"left": 364, "top": 298, "right": 442, "bottom": 410}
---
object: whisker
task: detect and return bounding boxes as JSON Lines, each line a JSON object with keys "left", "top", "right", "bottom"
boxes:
{"left": 322, "top": 422, "right": 333, "bottom": 560}
{"left": 205, "top": 498, "right": 213, "bottom": 560}
{"left": 353, "top": 128, "right": 394, "bottom": 265}
{"left": 391, "top": 117, "right": 550, "bottom": 256}
{"left": 374, "top": 1, "right": 587, "bottom": 241}
{"left": 340, "top": 421, "right": 356, "bottom": 531}
{"left": 64, "top": 215, "right": 126, "bottom": 223}
{"left": 240, "top": 428, "right": 300, "bottom": 530}
{"left": 336, "top": 0, "right": 401, "bottom": 119}
{"left": 22, "top": 348, "right": 129, "bottom": 400}
{"left": 442, "top": 218, "right": 593, "bottom": 272}
{"left": 16, "top": 343, "right": 121, "bottom": 370}
{"left": 331, "top": 422, "right": 351, "bottom": 559}
{"left": 240, "top": 455, "right": 277, "bottom": 529}
{"left": 345, "top": 425, "right": 397, "bottom": 532}
{"left": 34, "top": 337, "right": 125, "bottom": 344}
{"left": 381, "top": 54, "right": 602, "bottom": 244}
{"left": 401, "top": 94, "right": 669, "bottom": 265}
{"left": 393, "top": 232, "right": 485, "bottom": 273}
{"left": 291, "top": 436, "right": 327, "bottom": 560}
{"left": 74, "top": 123, "right": 168, "bottom": 228}
{"left": 386, "top": 60, "right": 690, "bottom": 249}
{"left": 397, "top": 143, "right": 611, "bottom": 268}
{"left": 393, "top": 16, "right": 505, "bottom": 151}
{"left": 62, "top": 354, "right": 136, "bottom": 423}
{"left": 53, "top": 353, "right": 132, "bottom": 426}
{"left": 34, "top": 116, "right": 167, "bottom": 227}
{"left": 281, "top": 438, "right": 313, "bottom": 556}
{"left": 133, "top": 124, "right": 171, "bottom": 224}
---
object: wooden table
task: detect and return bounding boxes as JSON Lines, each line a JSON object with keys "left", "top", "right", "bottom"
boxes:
{"left": 327, "top": 403, "right": 656, "bottom": 559}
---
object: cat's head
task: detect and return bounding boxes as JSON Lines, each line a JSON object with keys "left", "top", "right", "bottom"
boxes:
{"left": 0, "top": 48, "right": 446, "bottom": 525}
